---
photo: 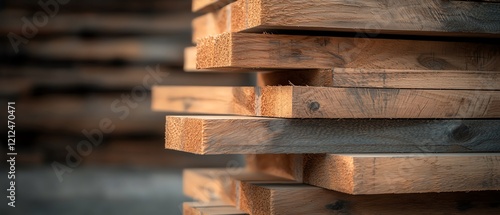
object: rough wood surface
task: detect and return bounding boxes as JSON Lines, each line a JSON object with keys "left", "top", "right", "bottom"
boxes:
{"left": 153, "top": 86, "right": 500, "bottom": 118}
{"left": 183, "top": 168, "right": 293, "bottom": 204}
{"left": 241, "top": 182, "right": 500, "bottom": 215}
{"left": 258, "top": 69, "right": 500, "bottom": 90}
{"left": 183, "top": 202, "right": 247, "bottom": 215}
{"left": 165, "top": 116, "right": 500, "bottom": 154}
{"left": 197, "top": 33, "right": 500, "bottom": 70}
{"left": 304, "top": 153, "right": 500, "bottom": 194}
{"left": 193, "top": 0, "right": 500, "bottom": 39}
{"left": 185, "top": 168, "right": 500, "bottom": 215}
{"left": 152, "top": 86, "right": 254, "bottom": 116}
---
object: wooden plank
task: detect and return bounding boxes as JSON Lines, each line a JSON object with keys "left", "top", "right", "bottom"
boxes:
{"left": 304, "top": 153, "right": 500, "bottom": 194}
{"left": 192, "top": 0, "right": 236, "bottom": 13}
{"left": 153, "top": 86, "right": 500, "bottom": 118}
{"left": 248, "top": 153, "right": 500, "bottom": 194}
{"left": 183, "top": 168, "right": 293, "bottom": 204}
{"left": 183, "top": 202, "right": 247, "bottom": 215}
{"left": 165, "top": 115, "right": 500, "bottom": 154}
{"left": 258, "top": 69, "right": 500, "bottom": 90}
{"left": 240, "top": 182, "right": 500, "bottom": 215}
{"left": 153, "top": 86, "right": 254, "bottom": 115}
{"left": 197, "top": 33, "right": 500, "bottom": 70}
{"left": 193, "top": 0, "right": 500, "bottom": 38}
{"left": 185, "top": 47, "right": 201, "bottom": 71}
{"left": 185, "top": 168, "right": 500, "bottom": 214}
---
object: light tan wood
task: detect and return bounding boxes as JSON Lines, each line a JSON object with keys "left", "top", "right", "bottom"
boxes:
{"left": 153, "top": 86, "right": 500, "bottom": 118}
{"left": 183, "top": 168, "right": 293, "bottom": 204}
{"left": 245, "top": 154, "right": 303, "bottom": 181}
{"left": 304, "top": 153, "right": 500, "bottom": 194}
{"left": 197, "top": 33, "right": 500, "bottom": 70}
{"left": 193, "top": 0, "right": 500, "bottom": 39}
{"left": 152, "top": 86, "right": 255, "bottom": 116}
{"left": 192, "top": 0, "right": 236, "bottom": 13}
{"left": 258, "top": 69, "right": 500, "bottom": 90}
{"left": 185, "top": 168, "right": 500, "bottom": 214}
{"left": 184, "top": 47, "right": 200, "bottom": 71}
{"left": 247, "top": 153, "right": 500, "bottom": 194}
{"left": 241, "top": 182, "right": 500, "bottom": 215}
{"left": 183, "top": 202, "right": 247, "bottom": 215}
{"left": 165, "top": 115, "right": 500, "bottom": 154}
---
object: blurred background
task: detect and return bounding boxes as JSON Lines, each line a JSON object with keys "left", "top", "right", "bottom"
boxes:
{"left": 0, "top": 0, "right": 252, "bottom": 214}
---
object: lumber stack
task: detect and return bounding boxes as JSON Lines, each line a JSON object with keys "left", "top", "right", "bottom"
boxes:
{"left": 153, "top": 0, "right": 500, "bottom": 214}
{"left": 0, "top": 0, "right": 250, "bottom": 166}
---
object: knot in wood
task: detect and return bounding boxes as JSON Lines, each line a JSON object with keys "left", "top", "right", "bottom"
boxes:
{"left": 450, "top": 124, "right": 473, "bottom": 143}
{"left": 308, "top": 101, "right": 320, "bottom": 112}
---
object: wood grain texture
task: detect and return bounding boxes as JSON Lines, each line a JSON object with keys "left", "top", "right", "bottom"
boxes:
{"left": 241, "top": 182, "right": 500, "bottom": 215}
{"left": 152, "top": 86, "right": 255, "bottom": 116}
{"left": 245, "top": 154, "right": 303, "bottom": 181}
{"left": 183, "top": 202, "right": 247, "bottom": 215}
{"left": 303, "top": 153, "right": 500, "bottom": 194}
{"left": 183, "top": 168, "right": 293, "bottom": 204}
{"left": 185, "top": 169, "right": 500, "bottom": 214}
{"left": 197, "top": 33, "right": 500, "bottom": 70}
{"left": 192, "top": 0, "right": 236, "bottom": 13}
{"left": 153, "top": 86, "right": 500, "bottom": 118}
{"left": 193, "top": 0, "right": 500, "bottom": 39}
{"left": 258, "top": 69, "right": 500, "bottom": 90}
{"left": 165, "top": 116, "right": 500, "bottom": 154}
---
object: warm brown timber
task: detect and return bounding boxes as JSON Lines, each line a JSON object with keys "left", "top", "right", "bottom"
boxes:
{"left": 185, "top": 169, "right": 500, "bottom": 215}
{"left": 183, "top": 202, "right": 247, "bottom": 215}
{"left": 197, "top": 33, "right": 500, "bottom": 70}
{"left": 183, "top": 168, "right": 293, "bottom": 204}
{"left": 165, "top": 116, "right": 500, "bottom": 154}
{"left": 257, "top": 69, "right": 500, "bottom": 90}
{"left": 153, "top": 86, "right": 500, "bottom": 118}
{"left": 247, "top": 154, "right": 500, "bottom": 194}
{"left": 192, "top": 0, "right": 500, "bottom": 40}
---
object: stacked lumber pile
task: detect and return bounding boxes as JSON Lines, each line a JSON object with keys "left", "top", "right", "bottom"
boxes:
{"left": 0, "top": 0, "right": 250, "bottom": 166}
{"left": 153, "top": 0, "right": 500, "bottom": 214}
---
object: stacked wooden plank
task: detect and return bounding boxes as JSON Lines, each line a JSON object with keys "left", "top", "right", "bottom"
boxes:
{"left": 153, "top": 0, "right": 500, "bottom": 214}
{"left": 0, "top": 0, "right": 250, "bottom": 166}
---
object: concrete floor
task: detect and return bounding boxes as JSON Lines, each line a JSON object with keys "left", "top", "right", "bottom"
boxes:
{"left": 1, "top": 166, "right": 189, "bottom": 215}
